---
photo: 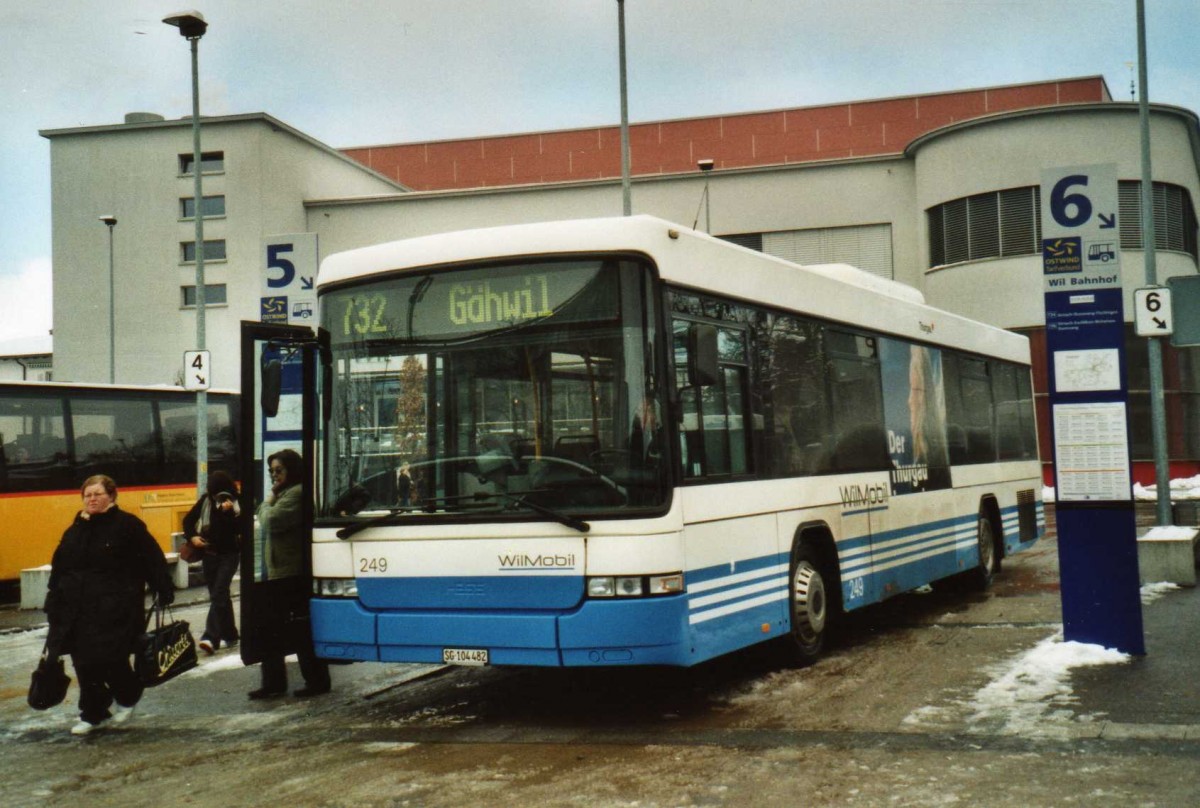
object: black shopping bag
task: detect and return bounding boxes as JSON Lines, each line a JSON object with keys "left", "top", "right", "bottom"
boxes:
{"left": 27, "top": 641, "right": 70, "bottom": 710}
{"left": 135, "top": 600, "right": 198, "bottom": 687}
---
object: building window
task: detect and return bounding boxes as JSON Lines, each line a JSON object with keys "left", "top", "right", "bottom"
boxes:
{"left": 179, "top": 151, "right": 224, "bottom": 174}
{"left": 719, "top": 233, "right": 764, "bottom": 251}
{"left": 928, "top": 187, "right": 1042, "bottom": 268}
{"left": 1118, "top": 181, "right": 1199, "bottom": 260}
{"left": 182, "top": 284, "right": 227, "bottom": 307}
{"left": 181, "top": 195, "right": 226, "bottom": 219}
{"left": 181, "top": 240, "right": 227, "bottom": 262}
{"left": 929, "top": 182, "right": 1198, "bottom": 268}
{"left": 718, "top": 225, "right": 895, "bottom": 279}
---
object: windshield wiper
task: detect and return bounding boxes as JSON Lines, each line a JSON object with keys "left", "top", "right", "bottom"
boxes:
{"left": 333, "top": 490, "right": 590, "bottom": 539}
{"left": 471, "top": 490, "right": 591, "bottom": 533}
{"left": 334, "top": 506, "right": 412, "bottom": 540}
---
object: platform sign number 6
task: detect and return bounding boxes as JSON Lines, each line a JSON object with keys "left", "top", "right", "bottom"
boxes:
{"left": 1040, "top": 164, "right": 1120, "bottom": 288}
{"left": 1049, "top": 175, "right": 1093, "bottom": 229}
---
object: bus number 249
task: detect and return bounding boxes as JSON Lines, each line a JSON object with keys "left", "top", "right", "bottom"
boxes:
{"left": 359, "top": 557, "right": 388, "bottom": 573}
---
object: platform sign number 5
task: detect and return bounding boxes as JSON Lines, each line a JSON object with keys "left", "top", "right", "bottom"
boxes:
{"left": 183, "top": 350, "right": 211, "bottom": 391}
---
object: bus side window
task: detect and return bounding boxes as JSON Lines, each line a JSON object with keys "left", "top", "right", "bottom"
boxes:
{"left": 0, "top": 395, "right": 69, "bottom": 493}
{"left": 767, "top": 315, "right": 830, "bottom": 476}
{"left": 826, "top": 332, "right": 887, "bottom": 472}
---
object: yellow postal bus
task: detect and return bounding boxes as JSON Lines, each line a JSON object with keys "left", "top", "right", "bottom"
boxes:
{"left": 0, "top": 381, "right": 238, "bottom": 586}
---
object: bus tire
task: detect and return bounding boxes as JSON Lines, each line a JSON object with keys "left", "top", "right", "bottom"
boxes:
{"left": 968, "top": 505, "right": 1001, "bottom": 591}
{"left": 782, "top": 543, "right": 830, "bottom": 667}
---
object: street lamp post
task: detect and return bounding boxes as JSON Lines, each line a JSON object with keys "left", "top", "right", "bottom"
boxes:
{"left": 617, "top": 0, "right": 631, "bottom": 215}
{"left": 697, "top": 159, "right": 714, "bottom": 233}
{"left": 164, "top": 9, "right": 209, "bottom": 492}
{"left": 99, "top": 216, "right": 117, "bottom": 383}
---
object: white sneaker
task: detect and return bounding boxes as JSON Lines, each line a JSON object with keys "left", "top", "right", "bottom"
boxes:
{"left": 111, "top": 704, "right": 135, "bottom": 725}
{"left": 71, "top": 720, "right": 103, "bottom": 736}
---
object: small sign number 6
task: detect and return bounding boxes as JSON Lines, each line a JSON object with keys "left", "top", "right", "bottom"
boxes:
{"left": 1134, "top": 287, "right": 1173, "bottom": 337}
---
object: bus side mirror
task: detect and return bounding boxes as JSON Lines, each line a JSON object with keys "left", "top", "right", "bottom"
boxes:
{"left": 261, "top": 358, "right": 282, "bottom": 418}
{"left": 688, "top": 323, "right": 719, "bottom": 387}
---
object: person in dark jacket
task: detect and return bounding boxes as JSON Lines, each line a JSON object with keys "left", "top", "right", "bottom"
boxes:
{"left": 45, "top": 474, "right": 174, "bottom": 736}
{"left": 182, "top": 470, "right": 242, "bottom": 655}
{"left": 249, "top": 448, "right": 331, "bottom": 700}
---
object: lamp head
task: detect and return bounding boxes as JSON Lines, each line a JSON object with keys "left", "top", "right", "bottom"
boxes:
{"left": 99, "top": 215, "right": 117, "bottom": 227}
{"left": 163, "top": 10, "right": 207, "bottom": 39}
{"left": 697, "top": 159, "right": 715, "bottom": 173}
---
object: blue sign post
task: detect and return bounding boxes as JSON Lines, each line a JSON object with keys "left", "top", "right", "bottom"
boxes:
{"left": 1042, "top": 164, "right": 1144, "bottom": 654}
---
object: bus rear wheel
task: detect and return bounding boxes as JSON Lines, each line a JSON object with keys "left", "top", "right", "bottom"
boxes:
{"left": 783, "top": 545, "right": 829, "bottom": 666}
{"left": 968, "top": 508, "right": 1000, "bottom": 590}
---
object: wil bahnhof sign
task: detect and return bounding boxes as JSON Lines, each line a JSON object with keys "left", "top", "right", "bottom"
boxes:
{"left": 1041, "top": 163, "right": 1144, "bottom": 654}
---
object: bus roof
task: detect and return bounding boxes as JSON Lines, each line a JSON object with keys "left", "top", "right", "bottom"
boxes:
{"left": 318, "top": 215, "right": 1030, "bottom": 364}
{"left": 0, "top": 380, "right": 238, "bottom": 396}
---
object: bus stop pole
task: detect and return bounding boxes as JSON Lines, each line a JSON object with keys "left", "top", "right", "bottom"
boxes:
{"left": 1137, "top": 0, "right": 1171, "bottom": 525}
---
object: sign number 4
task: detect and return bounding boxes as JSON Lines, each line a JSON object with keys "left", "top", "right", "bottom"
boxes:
{"left": 183, "top": 350, "right": 211, "bottom": 391}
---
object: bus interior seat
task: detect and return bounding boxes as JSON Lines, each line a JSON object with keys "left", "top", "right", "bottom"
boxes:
{"left": 510, "top": 438, "right": 538, "bottom": 460}
{"left": 554, "top": 434, "right": 600, "bottom": 465}
{"left": 75, "top": 433, "right": 115, "bottom": 459}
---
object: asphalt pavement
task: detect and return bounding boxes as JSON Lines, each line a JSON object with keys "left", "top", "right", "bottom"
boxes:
{"left": 4, "top": 536, "right": 1199, "bottom": 740}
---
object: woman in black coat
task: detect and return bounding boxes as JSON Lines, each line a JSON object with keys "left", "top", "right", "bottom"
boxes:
{"left": 45, "top": 475, "right": 174, "bottom": 736}
{"left": 182, "top": 470, "right": 241, "bottom": 654}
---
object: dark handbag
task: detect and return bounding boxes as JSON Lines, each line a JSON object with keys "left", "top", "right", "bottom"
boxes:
{"left": 135, "top": 599, "right": 198, "bottom": 687}
{"left": 28, "top": 641, "right": 70, "bottom": 710}
{"left": 179, "top": 540, "right": 202, "bottom": 562}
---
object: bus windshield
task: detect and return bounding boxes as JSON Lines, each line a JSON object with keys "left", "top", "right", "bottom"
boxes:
{"left": 319, "top": 256, "right": 668, "bottom": 522}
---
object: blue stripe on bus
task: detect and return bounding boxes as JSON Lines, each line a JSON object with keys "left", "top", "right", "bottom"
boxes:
{"left": 357, "top": 575, "right": 582, "bottom": 611}
{"left": 842, "top": 505, "right": 890, "bottom": 516}
{"left": 263, "top": 429, "right": 303, "bottom": 442}
{"left": 311, "top": 502, "right": 1045, "bottom": 668}
{"left": 312, "top": 593, "right": 695, "bottom": 667}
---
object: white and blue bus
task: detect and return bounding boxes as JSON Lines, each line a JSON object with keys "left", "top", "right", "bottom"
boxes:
{"left": 238, "top": 215, "right": 1043, "bottom": 670}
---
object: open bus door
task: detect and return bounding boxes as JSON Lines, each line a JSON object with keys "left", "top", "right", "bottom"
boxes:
{"left": 238, "top": 321, "right": 322, "bottom": 668}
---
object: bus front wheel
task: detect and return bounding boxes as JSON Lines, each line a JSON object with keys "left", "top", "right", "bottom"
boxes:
{"left": 782, "top": 544, "right": 829, "bottom": 667}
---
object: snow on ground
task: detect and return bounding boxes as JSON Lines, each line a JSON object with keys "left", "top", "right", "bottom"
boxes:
{"left": 1134, "top": 474, "right": 1200, "bottom": 501}
{"left": 960, "top": 632, "right": 1129, "bottom": 736}
{"left": 1140, "top": 581, "right": 1180, "bottom": 605}
{"left": 905, "top": 582, "right": 1185, "bottom": 738}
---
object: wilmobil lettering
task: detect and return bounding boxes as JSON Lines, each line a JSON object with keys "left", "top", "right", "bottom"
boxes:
{"left": 838, "top": 483, "right": 888, "bottom": 509}
{"left": 497, "top": 553, "right": 577, "bottom": 570}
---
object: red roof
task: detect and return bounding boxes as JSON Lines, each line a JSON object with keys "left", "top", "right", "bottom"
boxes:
{"left": 341, "top": 77, "right": 1110, "bottom": 192}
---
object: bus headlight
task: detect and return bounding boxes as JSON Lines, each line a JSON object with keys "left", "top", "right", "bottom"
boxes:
{"left": 314, "top": 578, "right": 359, "bottom": 598}
{"left": 587, "top": 573, "right": 683, "bottom": 598}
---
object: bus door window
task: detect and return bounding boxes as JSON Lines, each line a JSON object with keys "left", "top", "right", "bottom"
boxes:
{"left": 674, "top": 319, "right": 750, "bottom": 478}
{"left": 825, "top": 331, "right": 887, "bottom": 472}
{"left": 327, "top": 352, "right": 431, "bottom": 508}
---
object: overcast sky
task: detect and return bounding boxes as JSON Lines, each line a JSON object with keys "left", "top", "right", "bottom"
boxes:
{"left": 2, "top": 0, "right": 1198, "bottom": 342}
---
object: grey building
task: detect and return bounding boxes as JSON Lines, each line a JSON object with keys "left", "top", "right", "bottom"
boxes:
{"left": 40, "top": 77, "right": 1200, "bottom": 478}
